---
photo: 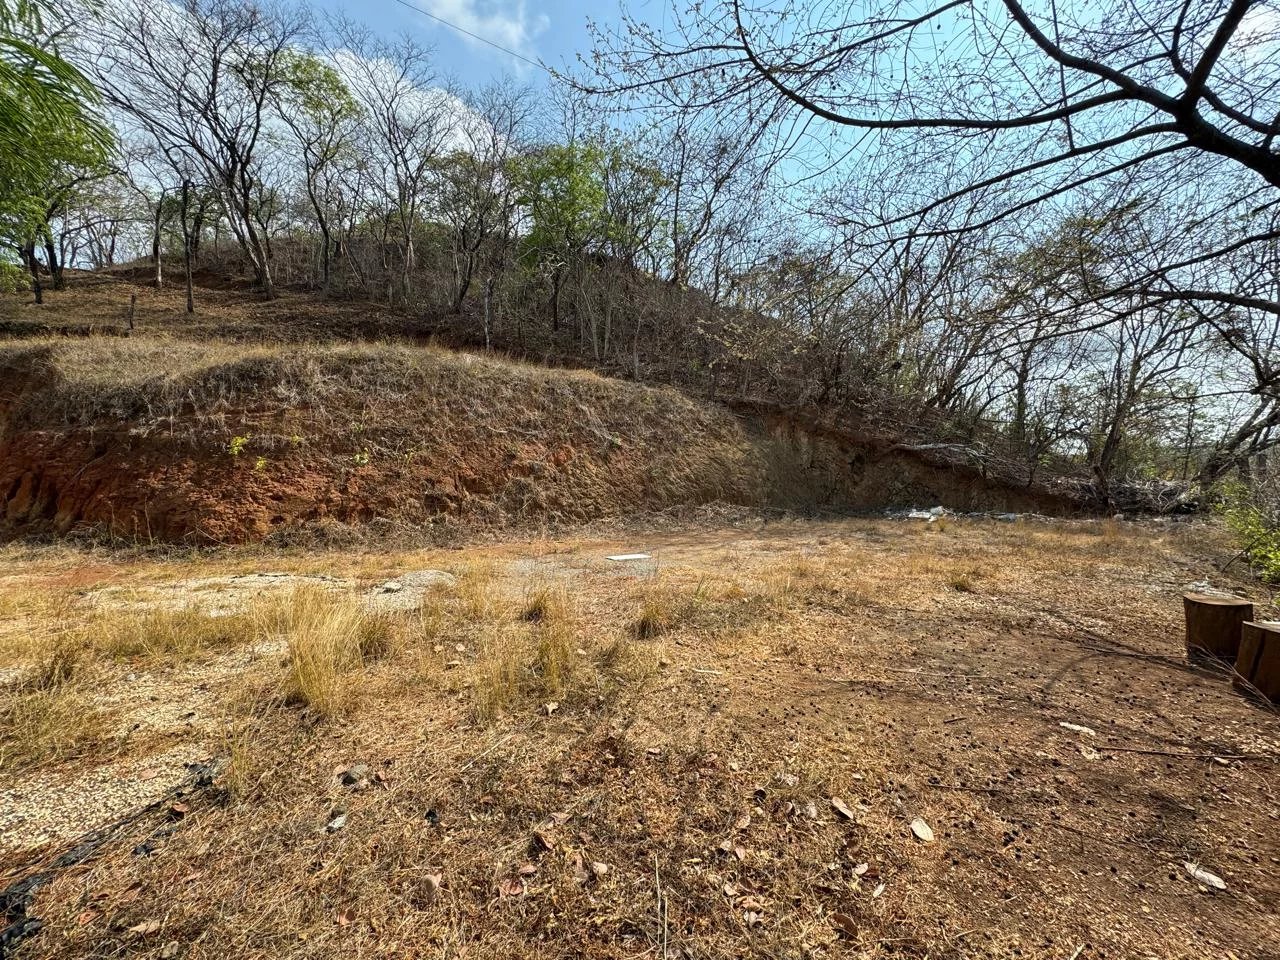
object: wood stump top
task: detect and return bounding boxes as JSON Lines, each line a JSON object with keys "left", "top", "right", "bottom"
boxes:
{"left": 1183, "top": 592, "right": 1253, "bottom": 607}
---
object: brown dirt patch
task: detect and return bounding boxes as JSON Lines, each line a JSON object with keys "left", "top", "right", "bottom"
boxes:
{"left": 0, "top": 517, "right": 1276, "bottom": 958}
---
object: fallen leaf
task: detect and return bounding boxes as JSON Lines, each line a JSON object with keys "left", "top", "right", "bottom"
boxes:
{"left": 545, "top": 811, "right": 571, "bottom": 827}
{"left": 1184, "top": 862, "right": 1227, "bottom": 891}
{"left": 852, "top": 862, "right": 869, "bottom": 877}
{"left": 543, "top": 701, "right": 559, "bottom": 715}
{"left": 532, "top": 829, "right": 555, "bottom": 851}
{"left": 831, "top": 797, "right": 857, "bottom": 821}
{"left": 871, "top": 882, "right": 886, "bottom": 899}
{"left": 733, "top": 813, "right": 751, "bottom": 831}
{"left": 830, "top": 913, "right": 858, "bottom": 938}
{"left": 910, "top": 818, "right": 935, "bottom": 843}
{"left": 743, "top": 910, "right": 763, "bottom": 927}
{"left": 160, "top": 941, "right": 181, "bottom": 959}
{"left": 498, "top": 878, "right": 524, "bottom": 897}
{"left": 518, "top": 863, "right": 538, "bottom": 876}
{"left": 75, "top": 909, "right": 98, "bottom": 927}
{"left": 739, "top": 897, "right": 764, "bottom": 911}
{"left": 723, "top": 883, "right": 738, "bottom": 898}
{"left": 590, "top": 861, "right": 609, "bottom": 879}
{"left": 127, "top": 920, "right": 162, "bottom": 936}
{"left": 336, "top": 907, "right": 355, "bottom": 927}
{"left": 168, "top": 802, "right": 189, "bottom": 819}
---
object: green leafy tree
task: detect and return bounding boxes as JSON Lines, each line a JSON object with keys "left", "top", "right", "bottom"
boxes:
{"left": 509, "top": 141, "right": 613, "bottom": 331}
{"left": 276, "top": 51, "right": 362, "bottom": 295}
{"left": 0, "top": 0, "right": 112, "bottom": 300}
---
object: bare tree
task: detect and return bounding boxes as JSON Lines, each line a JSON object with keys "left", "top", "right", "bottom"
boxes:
{"left": 584, "top": 0, "right": 1280, "bottom": 320}
{"left": 88, "top": 0, "right": 305, "bottom": 298}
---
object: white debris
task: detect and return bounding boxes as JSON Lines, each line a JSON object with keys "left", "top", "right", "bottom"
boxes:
{"left": 1184, "top": 862, "right": 1227, "bottom": 891}
{"left": 1058, "top": 722, "right": 1097, "bottom": 736}
{"left": 605, "top": 553, "right": 652, "bottom": 561}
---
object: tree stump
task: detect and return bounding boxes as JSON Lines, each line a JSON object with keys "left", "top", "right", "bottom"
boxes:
{"left": 1183, "top": 593, "right": 1253, "bottom": 660}
{"left": 1234, "top": 621, "right": 1280, "bottom": 701}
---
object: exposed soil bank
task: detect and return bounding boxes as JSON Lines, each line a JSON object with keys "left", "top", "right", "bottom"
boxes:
{"left": 0, "top": 340, "right": 1073, "bottom": 543}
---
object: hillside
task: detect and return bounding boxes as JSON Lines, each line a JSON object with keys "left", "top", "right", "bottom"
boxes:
{"left": 0, "top": 274, "right": 1071, "bottom": 544}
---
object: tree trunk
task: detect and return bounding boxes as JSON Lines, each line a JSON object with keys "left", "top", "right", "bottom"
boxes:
{"left": 42, "top": 229, "right": 63, "bottom": 290}
{"left": 181, "top": 179, "right": 195, "bottom": 314}
{"left": 152, "top": 200, "right": 164, "bottom": 288}
{"left": 22, "top": 241, "right": 42, "bottom": 305}
{"left": 1234, "top": 621, "right": 1280, "bottom": 701}
{"left": 550, "top": 268, "right": 563, "bottom": 332}
{"left": 483, "top": 275, "right": 494, "bottom": 352}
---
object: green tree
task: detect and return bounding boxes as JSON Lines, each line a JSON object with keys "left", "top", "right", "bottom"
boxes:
{"left": 276, "top": 51, "right": 362, "bottom": 295}
{"left": 0, "top": 0, "right": 112, "bottom": 300}
{"left": 509, "top": 141, "right": 612, "bottom": 331}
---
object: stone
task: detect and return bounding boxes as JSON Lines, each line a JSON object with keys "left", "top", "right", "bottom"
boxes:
{"left": 339, "top": 764, "right": 369, "bottom": 786}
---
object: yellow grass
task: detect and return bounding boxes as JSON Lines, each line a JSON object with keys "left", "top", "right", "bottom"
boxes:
{"left": 268, "top": 588, "right": 397, "bottom": 717}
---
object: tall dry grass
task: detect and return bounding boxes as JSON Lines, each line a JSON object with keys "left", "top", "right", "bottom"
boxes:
{"left": 263, "top": 588, "right": 397, "bottom": 718}
{"left": 0, "top": 637, "right": 109, "bottom": 772}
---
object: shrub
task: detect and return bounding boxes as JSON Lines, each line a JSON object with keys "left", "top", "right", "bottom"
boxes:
{"left": 1218, "top": 478, "right": 1280, "bottom": 582}
{"left": 0, "top": 261, "right": 27, "bottom": 294}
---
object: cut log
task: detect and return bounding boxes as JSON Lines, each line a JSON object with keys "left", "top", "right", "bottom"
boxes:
{"left": 1234, "top": 621, "right": 1280, "bottom": 701}
{"left": 1183, "top": 593, "right": 1253, "bottom": 660}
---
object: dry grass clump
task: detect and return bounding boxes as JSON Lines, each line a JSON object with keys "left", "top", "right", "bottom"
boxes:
{"left": 267, "top": 588, "right": 397, "bottom": 717}
{"left": 470, "top": 624, "right": 524, "bottom": 722}
{"left": 530, "top": 586, "right": 577, "bottom": 698}
{"left": 220, "top": 723, "right": 271, "bottom": 800}
{"left": 0, "top": 638, "right": 108, "bottom": 772}
{"left": 469, "top": 584, "right": 580, "bottom": 719}
{"left": 87, "top": 606, "right": 256, "bottom": 663}
{"left": 631, "top": 579, "right": 683, "bottom": 639}
{"left": 456, "top": 561, "right": 507, "bottom": 622}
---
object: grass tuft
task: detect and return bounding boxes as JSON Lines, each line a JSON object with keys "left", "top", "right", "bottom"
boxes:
{"left": 269, "top": 588, "right": 395, "bottom": 717}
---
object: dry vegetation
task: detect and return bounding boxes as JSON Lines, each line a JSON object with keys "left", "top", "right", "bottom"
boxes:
{"left": 0, "top": 516, "right": 1277, "bottom": 959}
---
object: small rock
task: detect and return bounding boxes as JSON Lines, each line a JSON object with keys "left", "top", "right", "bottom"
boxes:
{"left": 339, "top": 764, "right": 369, "bottom": 786}
{"left": 929, "top": 506, "right": 945, "bottom": 516}
{"left": 910, "top": 817, "right": 935, "bottom": 843}
{"left": 379, "top": 581, "right": 404, "bottom": 593}
{"left": 325, "top": 813, "right": 348, "bottom": 833}
{"left": 1058, "top": 721, "right": 1096, "bottom": 737}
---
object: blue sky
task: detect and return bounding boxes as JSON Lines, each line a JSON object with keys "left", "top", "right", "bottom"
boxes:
{"left": 309, "top": 0, "right": 621, "bottom": 89}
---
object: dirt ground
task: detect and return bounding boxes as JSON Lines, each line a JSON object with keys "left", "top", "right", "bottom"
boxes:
{"left": 1, "top": 515, "right": 1278, "bottom": 959}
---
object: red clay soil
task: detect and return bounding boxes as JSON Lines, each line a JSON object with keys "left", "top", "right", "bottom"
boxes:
{"left": 0, "top": 338, "right": 1078, "bottom": 544}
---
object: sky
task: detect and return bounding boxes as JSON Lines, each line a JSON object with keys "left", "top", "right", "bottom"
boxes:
{"left": 307, "top": 0, "right": 620, "bottom": 89}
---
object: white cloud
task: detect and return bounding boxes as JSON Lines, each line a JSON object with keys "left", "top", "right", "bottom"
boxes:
{"left": 417, "top": 0, "right": 549, "bottom": 65}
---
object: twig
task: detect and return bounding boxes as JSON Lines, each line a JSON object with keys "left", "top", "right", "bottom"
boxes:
{"left": 457, "top": 733, "right": 514, "bottom": 773}
{"left": 689, "top": 667, "right": 723, "bottom": 675}
{"left": 654, "top": 854, "right": 668, "bottom": 959}
{"left": 1100, "top": 745, "right": 1272, "bottom": 762}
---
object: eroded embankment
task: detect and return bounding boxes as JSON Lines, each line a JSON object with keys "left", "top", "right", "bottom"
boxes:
{"left": 0, "top": 339, "right": 1074, "bottom": 543}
